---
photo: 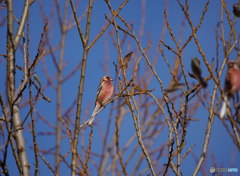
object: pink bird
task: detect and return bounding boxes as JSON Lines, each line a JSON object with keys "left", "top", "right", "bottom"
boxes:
{"left": 88, "top": 76, "right": 113, "bottom": 125}
{"left": 220, "top": 60, "right": 240, "bottom": 118}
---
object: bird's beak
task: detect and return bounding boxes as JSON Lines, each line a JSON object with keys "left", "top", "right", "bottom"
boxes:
{"left": 110, "top": 78, "right": 113, "bottom": 81}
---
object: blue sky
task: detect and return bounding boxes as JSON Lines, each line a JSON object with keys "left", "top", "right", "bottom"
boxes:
{"left": 0, "top": 0, "right": 240, "bottom": 175}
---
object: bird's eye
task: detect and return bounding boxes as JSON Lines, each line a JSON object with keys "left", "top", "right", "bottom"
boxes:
{"left": 104, "top": 76, "right": 108, "bottom": 81}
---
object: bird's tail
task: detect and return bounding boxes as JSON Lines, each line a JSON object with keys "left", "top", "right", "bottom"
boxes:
{"left": 220, "top": 95, "right": 228, "bottom": 119}
{"left": 199, "top": 77, "right": 207, "bottom": 88}
{"left": 88, "top": 104, "right": 101, "bottom": 126}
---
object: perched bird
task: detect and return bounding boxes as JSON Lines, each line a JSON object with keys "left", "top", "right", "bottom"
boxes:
{"left": 220, "top": 60, "right": 240, "bottom": 118}
{"left": 191, "top": 58, "right": 207, "bottom": 88}
{"left": 233, "top": 4, "right": 240, "bottom": 17}
{"left": 88, "top": 76, "right": 113, "bottom": 125}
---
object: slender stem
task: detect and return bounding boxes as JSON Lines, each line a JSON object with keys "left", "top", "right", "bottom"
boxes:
{"left": 69, "top": 0, "right": 86, "bottom": 45}
{"left": 55, "top": 0, "right": 68, "bottom": 173}
{"left": 26, "top": 11, "right": 39, "bottom": 176}
{"left": 70, "top": 0, "right": 93, "bottom": 175}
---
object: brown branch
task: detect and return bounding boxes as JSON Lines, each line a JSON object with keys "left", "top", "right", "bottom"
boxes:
{"left": 180, "top": 144, "right": 196, "bottom": 163}
{"left": 88, "top": 0, "right": 130, "bottom": 50}
{"left": 69, "top": 0, "right": 86, "bottom": 45}
{"left": 37, "top": 145, "right": 56, "bottom": 175}
{"left": 70, "top": 0, "right": 93, "bottom": 175}
{"left": 115, "top": 115, "right": 128, "bottom": 176}
{"left": 83, "top": 124, "right": 93, "bottom": 176}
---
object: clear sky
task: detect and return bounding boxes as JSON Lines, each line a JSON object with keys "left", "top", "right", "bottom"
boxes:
{"left": 0, "top": 0, "right": 240, "bottom": 175}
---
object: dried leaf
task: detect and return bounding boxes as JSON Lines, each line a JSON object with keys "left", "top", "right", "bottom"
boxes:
{"left": 164, "top": 83, "right": 185, "bottom": 93}
{"left": 188, "top": 71, "right": 197, "bottom": 80}
{"left": 34, "top": 74, "right": 42, "bottom": 89}
{"left": 42, "top": 95, "right": 51, "bottom": 103}
{"left": 118, "top": 51, "right": 133, "bottom": 70}
{"left": 134, "top": 85, "right": 155, "bottom": 92}
{"left": 134, "top": 85, "right": 143, "bottom": 91}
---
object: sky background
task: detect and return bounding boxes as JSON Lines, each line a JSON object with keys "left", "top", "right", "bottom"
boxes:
{"left": 0, "top": 0, "right": 240, "bottom": 175}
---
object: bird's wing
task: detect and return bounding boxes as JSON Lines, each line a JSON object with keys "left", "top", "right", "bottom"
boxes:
{"left": 95, "top": 82, "right": 103, "bottom": 104}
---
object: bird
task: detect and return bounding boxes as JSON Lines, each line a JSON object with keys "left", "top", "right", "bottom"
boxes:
{"left": 191, "top": 58, "right": 207, "bottom": 88}
{"left": 220, "top": 60, "right": 240, "bottom": 118}
{"left": 233, "top": 4, "right": 240, "bottom": 17}
{"left": 88, "top": 76, "right": 113, "bottom": 125}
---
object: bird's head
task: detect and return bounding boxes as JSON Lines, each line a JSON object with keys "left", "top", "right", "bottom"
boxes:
{"left": 227, "top": 60, "right": 237, "bottom": 69}
{"left": 102, "top": 76, "right": 113, "bottom": 82}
